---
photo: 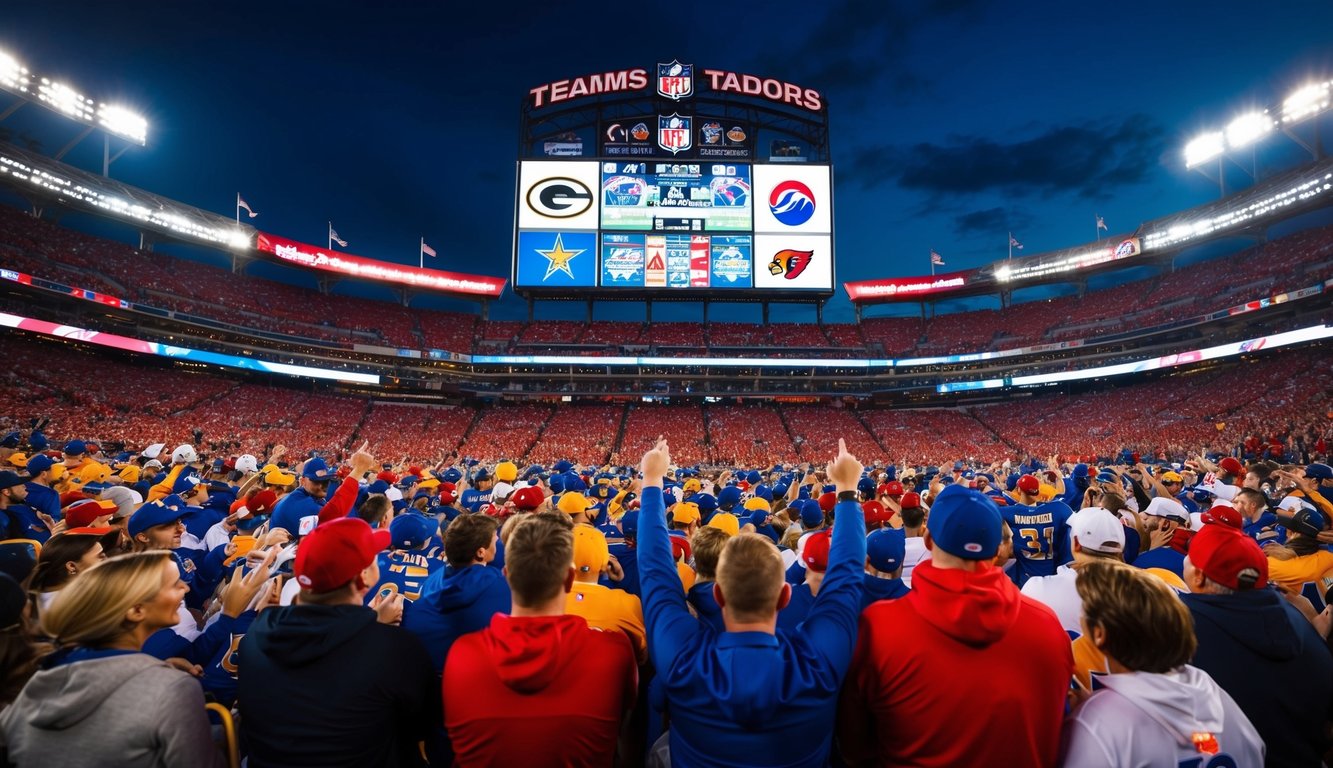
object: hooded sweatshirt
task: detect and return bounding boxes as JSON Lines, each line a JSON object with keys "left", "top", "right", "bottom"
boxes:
{"left": 238, "top": 603, "right": 437, "bottom": 768}
{"left": 1061, "top": 666, "right": 1264, "bottom": 766}
{"left": 1184, "top": 588, "right": 1333, "bottom": 767}
{"left": 639, "top": 486, "right": 867, "bottom": 768}
{"left": 403, "top": 563, "right": 512, "bottom": 674}
{"left": 442, "top": 612, "right": 636, "bottom": 766}
{"left": 0, "top": 653, "right": 220, "bottom": 768}
{"left": 838, "top": 559, "right": 1073, "bottom": 767}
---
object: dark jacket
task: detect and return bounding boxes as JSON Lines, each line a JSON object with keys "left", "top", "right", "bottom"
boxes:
{"left": 404, "top": 563, "right": 511, "bottom": 674}
{"left": 238, "top": 603, "right": 437, "bottom": 768}
{"left": 1184, "top": 588, "right": 1333, "bottom": 768}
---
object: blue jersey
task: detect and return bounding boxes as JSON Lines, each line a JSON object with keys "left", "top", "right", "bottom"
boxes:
{"left": 458, "top": 488, "right": 491, "bottom": 513}
{"left": 1001, "top": 501, "right": 1073, "bottom": 587}
{"left": 368, "top": 550, "right": 442, "bottom": 603}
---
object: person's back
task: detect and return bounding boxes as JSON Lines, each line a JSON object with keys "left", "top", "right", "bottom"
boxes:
{"left": 443, "top": 513, "right": 636, "bottom": 766}
{"left": 639, "top": 439, "right": 868, "bottom": 768}
{"left": 840, "top": 484, "right": 1072, "bottom": 767}
{"left": 238, "top": 518, "right": 436, "bottom": 768}
{"left": 1182, "top": 523, "right": 1333, "bottom": 768}
{"left": 1, "top": 652, "right": 216, "bottom": 768}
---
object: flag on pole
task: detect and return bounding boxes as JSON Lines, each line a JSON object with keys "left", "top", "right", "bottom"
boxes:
{"left": 1009, "top": 235, "right": 1024, "bottom": 250}
{"left": 1096, "top": 215, "right": 1107, "bottom": 231}
{"left": 236, "top": 194, "right": 258, "bottom": 218}
{"left": 421, "top": 241, "right": 437, "bottom": 258}
{"left": 329, "top": 223, "right": 347, "bottom": 248}
{"left": 930, "top": 250, "right": 945, "bottom": 266}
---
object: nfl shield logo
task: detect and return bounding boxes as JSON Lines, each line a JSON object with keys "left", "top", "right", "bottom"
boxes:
{"left": 657, "top": 60, "right": 693, "bottom": 100}
{"left": 658, "top": 114, "right": 692, "bottom": 155}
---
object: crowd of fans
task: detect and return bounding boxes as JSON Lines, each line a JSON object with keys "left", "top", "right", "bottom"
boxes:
{"left": 4, "top": 203, "right": 1328, "bottom": 364}
{"left": 0, "top": 412, "right": 1330, "bottom": 766}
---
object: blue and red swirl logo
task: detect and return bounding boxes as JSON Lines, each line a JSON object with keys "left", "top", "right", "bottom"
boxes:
{"left": 769, "top": 180, "right": 816, "bottom": 226}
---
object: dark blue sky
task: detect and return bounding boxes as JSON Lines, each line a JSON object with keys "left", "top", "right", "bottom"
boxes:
{"left": 3, "top": 1, "right": 1332, "bottom": 323}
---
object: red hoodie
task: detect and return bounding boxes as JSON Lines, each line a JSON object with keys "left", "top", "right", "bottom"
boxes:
{"left": 838, "top": 559, "right": 1072, "bottom": 767}
{"left": 443, "top": 613, "right": 636, "bottom": 767}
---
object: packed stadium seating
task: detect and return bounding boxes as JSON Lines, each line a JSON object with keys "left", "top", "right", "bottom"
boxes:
{"left": 705, "top": 404, "right": 797, "bottom": 466}
{"left": 616, "top": 403, "right": 709, "bottom": 466}
{"left": 354, "top": 402, "right": 475, "bottom": 463}
{"left": 526, "top": 404, "right": 626, "bottom": 465}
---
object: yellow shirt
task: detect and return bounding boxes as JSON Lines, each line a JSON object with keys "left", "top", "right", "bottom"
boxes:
{"left": 1266, "top": 550, "right": 1333, "bottom": 592}
{"left": 1071, "top": 635, "right": 1109, "bottom": 692}
{"left": 566, "top": 581, "right": 647, "bottom": 664}
{"left": 148, "top": 463, "right": 186, "bottom": 502}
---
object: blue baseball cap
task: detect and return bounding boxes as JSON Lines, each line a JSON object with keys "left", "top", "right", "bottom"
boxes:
{"left": 28, "top": 432, "right": 47, "bottom": 452}
{"left": 390, "top": 513, "right": 437, "bottom": 550}
{"left": 867, "top": 528, "right": 907, "bottom": 573}
{"left": 619, "top": 509, "right": 640, "bottom": 537}
{"left": 754, "top": 485, "right": 773, "bottom": 502}
{"left": 63, "top": 439, "right": 87, "bottom": 456}
{"left": 0, "top": 432, "right": 20, "bottom": 449}
{"left": 746, "top": 470, "right": 761, "bottom": 484}
{"left": 857, "top": 477, "right": 876, "bottom": 494}
{"left": 553, "top": 459, "right": 574, "bottom": 473}
{"left": 302, "top": 457, "right": 338, "bottom": 482}
{"left": 440, "top": 467, "right": 463, "bottom": 483}
{"left": 927, "top": 484, "right": 1002, "bottom": 560}
{"left": 800, "top": 499, "right": 824, "bottom": 528}
{"left": 367, "top": 479, "right": 390, "bottom": 495}
{"left": 749, "top": 508, "right": 770, "bottom": 527}
{"left": 717, "top": 486, "right": 741, "bottom": 507}
{"left": 26, "top": 455, "right": 58, "bottom": 476}
{"left": 693, "top": 493, "right": 717, "bottom": 515}
{"left": 0, "top": 470, "right": 27, "bottom": 490}
{"left": 128, "top": 499, "right": 186, "bottom": 538}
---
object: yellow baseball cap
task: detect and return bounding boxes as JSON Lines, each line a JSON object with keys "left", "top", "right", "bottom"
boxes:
{"left": 707, "top": 513, "right": 740, "bottom": 537}
{"left": 558, "top": 492, "right": 594, "bottom": 515}
{"left": 672, "top": 502, "right": 701, "bottom": 525}
{"left": 572, "top": 525, "right": 610, "bottom": 574}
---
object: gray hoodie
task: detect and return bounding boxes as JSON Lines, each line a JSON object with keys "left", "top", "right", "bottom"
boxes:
{"left": 0, "top": 653, "right": 221, "bottom": 768}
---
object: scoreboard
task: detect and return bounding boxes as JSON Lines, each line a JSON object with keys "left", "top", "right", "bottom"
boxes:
{"left": 515, "top": 159, "right": 833, "bottom": 294}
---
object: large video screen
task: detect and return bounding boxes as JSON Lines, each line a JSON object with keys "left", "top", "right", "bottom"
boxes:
{"left": 514, "top": 160, "right": 832, "bottom": 293}
{"left": 600, "top": 161, "right": 751, "bottom": 232}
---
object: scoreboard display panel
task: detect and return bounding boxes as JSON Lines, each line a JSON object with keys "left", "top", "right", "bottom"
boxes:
{"left": 514, "top": 159, "right": 833, "bottom": 294}
{"left": 599, "top": 161, "right": 751, "bottom": 233}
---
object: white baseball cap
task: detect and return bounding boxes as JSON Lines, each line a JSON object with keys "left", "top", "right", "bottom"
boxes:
{"left": 235, "top": 454, "right": 259, "bottom": 474}
{"left": 1070, "top": 508, "right": 1125, "bottom": 555}
{"left": 171, "top": 444, "right": 198, "bottom": 464}
{"left": 142, "top": 443, "right": 166, "bottom": 460}
{"left": 1142, "top": 497, "right": 1189, "bottom": 523}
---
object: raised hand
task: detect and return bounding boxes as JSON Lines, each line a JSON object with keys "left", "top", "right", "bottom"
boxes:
{"left": 826, "top": 438, "right": 862, "bottom": 494}
{"left": 641, "top": 437, "right": 670, "bottom": 486}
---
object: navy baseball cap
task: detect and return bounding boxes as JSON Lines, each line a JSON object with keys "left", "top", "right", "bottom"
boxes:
{"left": 27, "top": 455, "right": 58, "bottom": 475}
{"left": 1306, "top": 463, "right": 1333, "bottom": 481}
{"left": 128, "top": 499, "right": 186, "bottom": 538}
{"left": 717, "top": 486, "right": 741, "bottom": 507}
{"left": 800, "top": 499, "right": 824, "bottom": 528}
{"left": 619, "top": 510, "right": 640, "bottom": 537}
{"left": 390, "top": 513, "right": 437, "bottom": 550}
{"left": 867, "top": 528, "right": 907, "bottom": 573}
{"left": 693, "top": 493, "right": 717, "bottom": 515}
{"left": 301, "top": 457, "right": 338, "bottom": 482}
{"left": 927, "top": 484, "right": 1002, "bottom": 560}
{"left": 63, "top": 439, "right": 88, "bottom": 456}
{"left": 0, "top": 432, "right": 20, "bottom": 449}
{"left": 0, "top": 470, "right": 28, "bottom": 490}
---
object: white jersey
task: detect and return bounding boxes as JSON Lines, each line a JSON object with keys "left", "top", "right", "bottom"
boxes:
{"left": 900, "top": 536, "right": 929, "bottom": 587}
{"left": 1062, "top": 666, "right": 1264, "bottom": 768}
{"left": 1020, "top": 564, "right": 1081, "bottom": 635}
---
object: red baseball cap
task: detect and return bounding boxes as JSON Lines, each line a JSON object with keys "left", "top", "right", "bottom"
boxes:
{"left": 65, "top": 498, "right": 117, "bottom": 528}
{"left": 861, "top": 500, "right": 894, "bottom": 525}
{"left": 293, "top": 518, "right": 390, "bottom": 592}
{"left": 818, "top": 491, "right": 837, "bottom": 513}
{"left": 376, "top": 470, "right": 398, "bottom": 484}
{"left": 1200, "top": 503, "right": 1242, "bottom": 530}
{"left": 803, "top": 529, "right": 832, "bottom": 572}
{"left": 510, "top": 485, "right": 544, "bottom": 510}
{"left": 900, "top": 491, "right": 922, "bottom": 510}
{"left": 438, "top": 481, "right": 458, "bottom": 506}
{"left": 1016, "top": 475, "right": 1041, "bottom": 494}
{"left": 1219, "top": 457, "right": 1244, "bottom": 477}
{"left": 1189, "top": 523, "right": 1267, "bottom": 591}
{"left": 878, "top": 480, "right": 904, "bottom": 497}
{"left": 59, "top": 491, "right": 90, "bottom": 508}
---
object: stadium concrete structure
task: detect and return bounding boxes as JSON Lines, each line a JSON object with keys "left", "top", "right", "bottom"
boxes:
{"left": 0, "top": 55, "right": 1329, "bottom": 464}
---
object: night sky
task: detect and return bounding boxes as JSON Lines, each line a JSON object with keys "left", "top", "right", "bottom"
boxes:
{"left": 2, "top": 1, "right": 1331, "bottom": 324}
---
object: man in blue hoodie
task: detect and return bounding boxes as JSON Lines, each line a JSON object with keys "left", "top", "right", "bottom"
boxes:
{"left": 403, "top": 512, "right": 510, "bottom": 674}
{"left": 638, "top": 437, "right": 866, "bottom": 768}
{"left": 1182, "top": 523, "right": 1333, "bottom": 768}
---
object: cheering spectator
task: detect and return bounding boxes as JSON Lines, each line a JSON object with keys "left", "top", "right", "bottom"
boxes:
{"left": 24, "top": 531, "right": 110, "bottom": 615}
{"left": 839, "top": 484, "right": 1072, "bottom": 767}
{"left": 1020, "top": 507, "right": 1126, "bottom": 635}
{"left": 1132, "top": 497, "right": 1192, "bottom": 576}
{"left": 639, "top": 438, "right": 866, "bottom": 767}
{"left": 1183, "top": 523, "right": 1333, "bottom": 768}
{"left": 443, "top": 513, "right": 637, "bottom": 766}
{"left": 1263, "top": 498, "right": 1333, "bottom": 591}
{"left": 565, "top": 524, "right": 647, "bottom": 663}
{"left": 1061, "top": 560, "right": 1264, "bottom": 765}
{"left": 0, "top": 551, "right": 221, "bottom": 767}
{"left": 238, "top": 517, "right": 436, "bottom": 768}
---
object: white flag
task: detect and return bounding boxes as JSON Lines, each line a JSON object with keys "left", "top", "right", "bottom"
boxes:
{"left": 421, "top": 241, "right": 437, "bottom": 258}
{"left": 237, "top": 194, "right": 258, "bottom": 218}
{"left": 1096, "top": 215, "right": 1107, "bottom": 231}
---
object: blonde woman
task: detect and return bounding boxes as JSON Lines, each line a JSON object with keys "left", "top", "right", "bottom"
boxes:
{"left": 0, "top": 551, "right": 222, "bottom": 768}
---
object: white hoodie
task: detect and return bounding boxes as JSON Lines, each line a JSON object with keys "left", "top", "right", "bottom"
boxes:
{"left": 1062, "top": 666, "right": 1264, "bottom": 767}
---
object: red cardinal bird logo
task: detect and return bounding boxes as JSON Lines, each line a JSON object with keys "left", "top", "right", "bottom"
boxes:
{"left": 768, "top": 249, "right": 813, "bottom": 280}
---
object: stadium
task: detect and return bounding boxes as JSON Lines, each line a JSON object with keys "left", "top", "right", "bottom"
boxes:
{"left": 0, "top": 10, "right": 1331, "bottom": 768}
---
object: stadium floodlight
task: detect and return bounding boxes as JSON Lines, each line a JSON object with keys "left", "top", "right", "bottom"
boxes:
{"left": 1184, "top": 131, "right": 1226, "bottom": 168}
{"left": 1281, "top": 81, "right": 1331, "bottom": 123}
{"left": 993, "top": 264, "right": 1012, "bottom": 282}
{"left": 1224, "top": 111, "right": 1274, "bottom": 149}
{"left": 0, "top": 50, "right": 28, "bottom": 93}
{"left": 97, "top": 104, "right": 147, "bottom": 145}
{"left": 36, "top": 78, "right": 95, "bottom": 122}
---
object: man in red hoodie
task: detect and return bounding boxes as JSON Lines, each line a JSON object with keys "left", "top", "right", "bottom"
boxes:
{"left": 442, "top": 512, "right": 637, "bottom": 766}
{"left": 838, "top": 483, "right": 1073, "bottom": 767}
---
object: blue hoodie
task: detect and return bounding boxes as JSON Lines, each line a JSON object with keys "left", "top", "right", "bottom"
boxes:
{"left": 1183, "top": 588, "right": 1333, "bottom": 768}
{"left": 686, "top": 581, "right": 724, "bottom": 634}
{"left": 403, "top": 564, "right": 511, "bottom": 674}
{"left": 860, "top": 574, "right": 910, "bottom": 610}
{"left": 638, "top": 485, "right": 865, "bottom": 768}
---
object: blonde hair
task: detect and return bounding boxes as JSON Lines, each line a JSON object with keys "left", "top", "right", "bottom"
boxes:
{"left": 690, "top": 526, "right": 730, "bottom": 581}
{"left": 716, "top": 533, "right": 784, "bottom": 621}
{"left": 41, "top": 551, "right": 174, "bottom": 648}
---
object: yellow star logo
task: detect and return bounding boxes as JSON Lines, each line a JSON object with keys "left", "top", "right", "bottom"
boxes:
{"left": 537, "top": 233, "right": 584, "bottom": 281}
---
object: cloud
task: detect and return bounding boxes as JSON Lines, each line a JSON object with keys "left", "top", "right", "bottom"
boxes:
{"left": 953, "top": 206, "right": 1034, "bottom": 236}
{"left": 846, "top": 115, "right": 1165, "bottom": 199}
